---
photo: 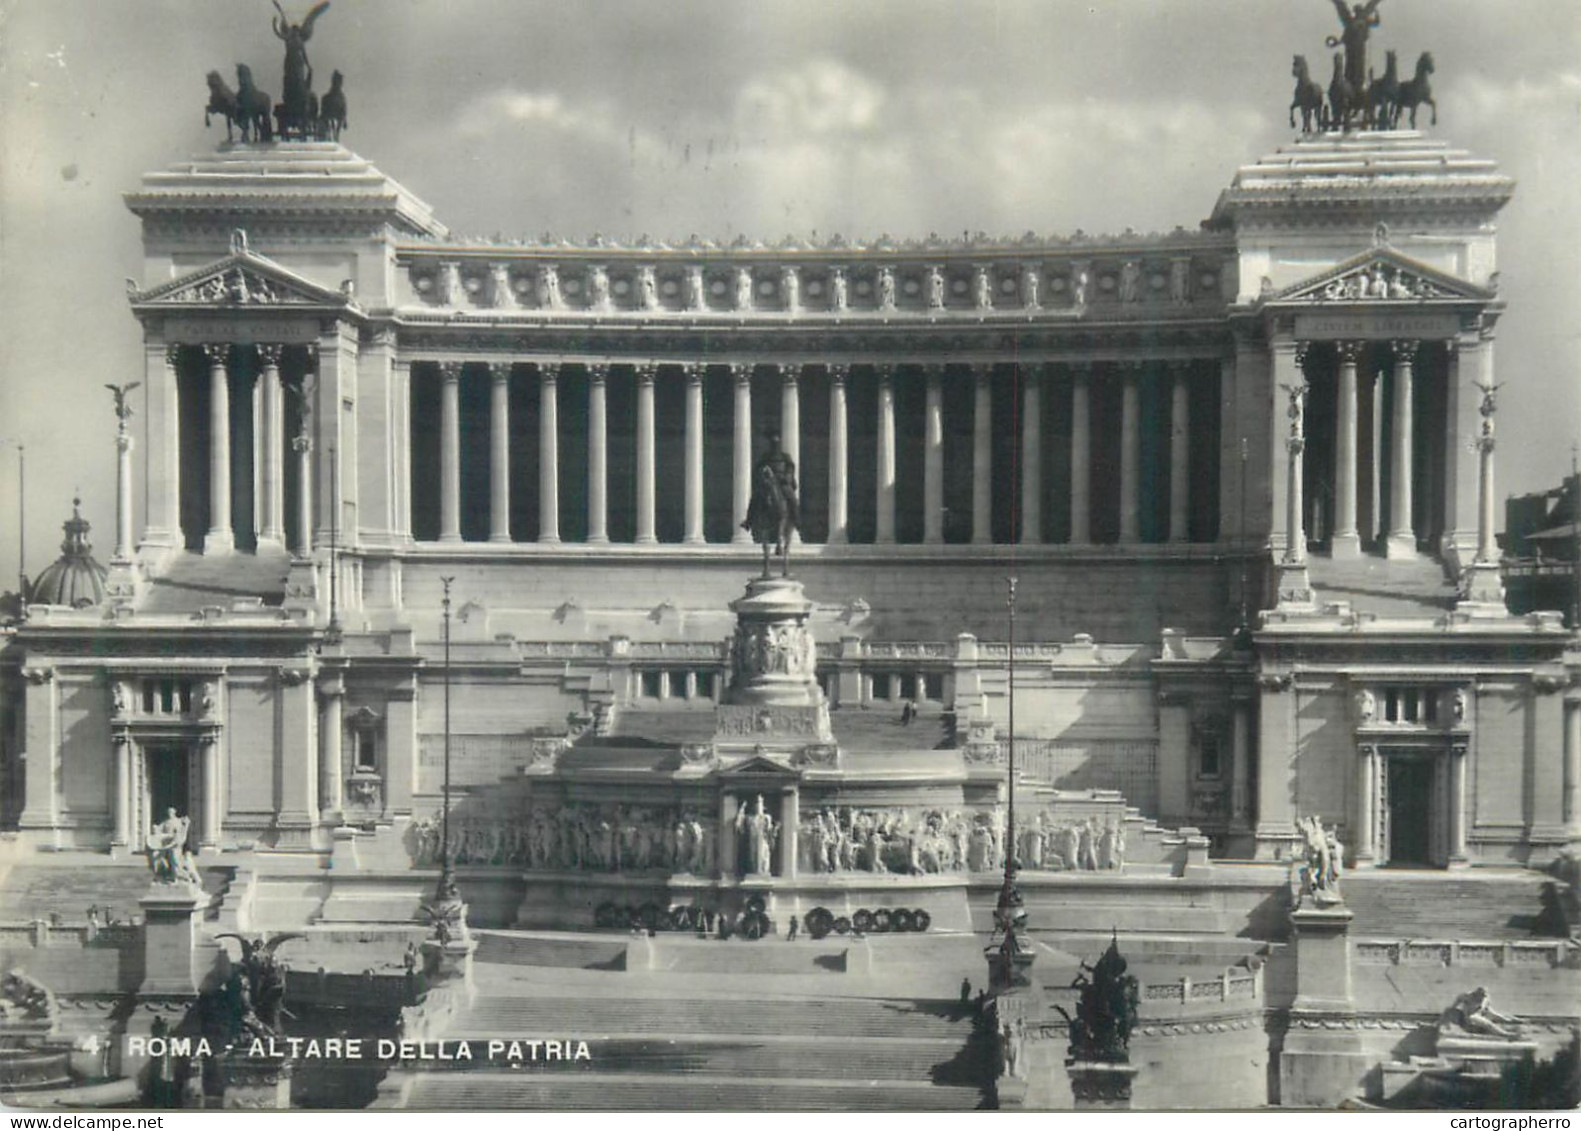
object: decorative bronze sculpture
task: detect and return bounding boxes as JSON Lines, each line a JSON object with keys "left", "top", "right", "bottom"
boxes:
{"left": 1326, "top": 0, "right": 1384, "bottom": 97}
{"left": 272, "top": 1, "right": 330, "bottom": 140}
{"left": 741, "top": 432, "right": 799, "bottom": 578}
{"left": 1058, "top": 933, "right": 1140, "bottom": 1064}
{"left": 320, "top": 69, "right": 348, "bottom": 140}
{"left": 215, "top": 933, "right": 304, "bottom": 1037}
{"left": 1396, "top": 51, "right": 1436, "bottom": 128}
{"left": 1290, "top": 56, "right": 1326, "bottom": 132}
{"left": 234, "top": 64, "right": 273, "bottom": 143}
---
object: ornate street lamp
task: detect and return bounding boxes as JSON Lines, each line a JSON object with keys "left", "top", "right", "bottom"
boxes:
{"left": 990, "top": 575, "right": 1030, "bottom": 990}
{"left": 426, "top": 575, "right": 462, "bottom": 935}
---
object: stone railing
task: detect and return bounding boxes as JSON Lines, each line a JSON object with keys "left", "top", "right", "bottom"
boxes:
{"left": 1139, "top": 967, "right": 1263, "bottom": 1007}
{"left": 1354, "top": 938, "right": 1579, "bottom": 969}
{"left": 286, "top": 967, "right": 425, "bottom": 1011}
{"left": 0, "top": 922, "right": 141, "bottom": 948}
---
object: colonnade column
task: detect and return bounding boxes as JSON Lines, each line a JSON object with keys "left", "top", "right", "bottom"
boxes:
{"left": 1069, "top": 366, "right": 1091, "bottom": 544}
{"left": 827, "top": 364, "right": 849, "bottom": 544}
{"left": 143, "top": 342, "right": 182, "bottom": 550}
{"left": 488, "top": 362, "right": 511, "bottom": 543}
{"left": 586, "top": 364, "right": 608, "bottom": 544}
{"left": 1118, "top": 363, "right": 1141, "bottom": 544}
{"left": 1168, "top": 362, "right": 1190, "bottom": 543}
{"left": 1448, "top": 742, "right": 1468, "bottom": 866}
{"left": 292, "top": 428, "right": 313, "bottom": 559}
{"left": 1370, "top": 365, "right": 1384, "bottom": 546}
{"left": 875, "top": 364, "right": 897, "bottom": 544}
{"left": 971, "top": 365, "right": 992, "bottom": 544}
{"left": 1019, "top": 365, "right": 1042, "bottom": 544}
{"left": 111, "top": 737, "right": 131, "bottom": 849}
{"left": 1386, "top": 339, "right": 1418, "bottom": 558}
{"left": 539, "top": 363, "right": 561, "bottom": 543}
{"left": 781, "top": 365, "right": 801, "bottom": 545}
{"left": 257, "top": 345, "right": 286, "bottom": 546}
{"left": 438, "top": 361, "right": 462, "bottom": 544}
{"left": 114, "top": 412, "right": 134, "bottom": 562}
{"left": 200, "top": 736, "right": 222, "bottom": 849}
{"left": 923, "top": 364, "right": 944, "bottom": 544}
{"left": 684, "top": 363, "right": 705, "bottom": 544}
{"left": 1564, "top": 696, "right": 1581, "bottom": 835}
{"left": 1355, "top": 744, "right": 1377, "bottom": 864}
{"left": 635, "top": 363, "right": 657, "bottom": 544}
{"left": 732, "top": 365, "right": 752, "bottom": 544}
{"left": 203, "top": 345, "right": 234, "bottom": 553}
{"left": 1284, "top": 350, "right": 1310, "bottom": 565}
{"left": 1332, "top": 342, "right": 1361, "bottom": 556}
{"left": 318, "top": 671, "right": 344, "bottom": 822}
{"left": 1230, "top": 694, "right": 1252, "bottom": 832}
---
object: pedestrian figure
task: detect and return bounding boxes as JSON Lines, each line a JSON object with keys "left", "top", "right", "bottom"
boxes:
{"left": 787, "top": 915, "right": 799, "bottom": 941}
{"left": 960, "top": 977, "right": 972, "bottom": 1004}
{"left": 900, "top": 700, "right": 915, "bottom": 726}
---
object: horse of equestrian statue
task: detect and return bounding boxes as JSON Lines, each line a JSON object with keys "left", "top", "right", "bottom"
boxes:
{"left": 1366, "top": 49, "right": 1400, "bottom": 130}
{"left": 319, "top": 69, "right": 348, "bottom": 141}
{"left": 234, "top": 64, "right": 273, "bottom": 142}
{"left": 1327, "top": 52, "right": 1360, "bottom": 132}
{"left": 742, "top": 433, "right": 799, "bottom": 578}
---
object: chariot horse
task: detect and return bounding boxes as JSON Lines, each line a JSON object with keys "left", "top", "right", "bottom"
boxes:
{"left": 234, "top": 64, "right": 273, "bottom": 142}
{"left": 1396, "top": 51, "right": 1436, "bottom": 129}
{"left": 1327, "top": 52, "right": 1360, "bottom": 132}
{"left": 1366, "top": 49, "right": 1400, "bottom": 130}
{"left": 1290, "top": 55, "right": 1326, "bottom": 133}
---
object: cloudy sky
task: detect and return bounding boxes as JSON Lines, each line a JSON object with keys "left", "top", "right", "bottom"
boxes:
{"left": 1, "top": 0, "right": 1578, "bottom": 578}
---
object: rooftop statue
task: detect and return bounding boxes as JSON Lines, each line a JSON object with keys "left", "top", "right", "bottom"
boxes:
{"left": 1326, "top": 0, "right": 1383, "bottom": 97}
{"left": 742, "top": 432, "right": 799, "bottom": 578}
{"left": 272, "top": 1, "right": 330, "bottom": 140}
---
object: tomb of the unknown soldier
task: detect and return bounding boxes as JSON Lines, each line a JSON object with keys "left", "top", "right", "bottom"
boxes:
{"left": 0, "top": 0, "right": 1577, "bottom": 1113}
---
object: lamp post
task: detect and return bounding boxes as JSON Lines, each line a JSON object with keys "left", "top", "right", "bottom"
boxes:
{"left": 990, "top": 574, "right": 1029, "bottom": 990}
{"left": 427, "top": 575, "right": 461, "bottom": 935}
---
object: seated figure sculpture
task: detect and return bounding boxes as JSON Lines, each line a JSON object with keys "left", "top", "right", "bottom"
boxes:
{"left": 1438, "top": 987, "right": 1524, "bottom": 1043}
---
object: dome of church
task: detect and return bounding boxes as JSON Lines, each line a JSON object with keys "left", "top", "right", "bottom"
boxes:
{"left": 29, "top": 499, "right": 108, "bottom": 609}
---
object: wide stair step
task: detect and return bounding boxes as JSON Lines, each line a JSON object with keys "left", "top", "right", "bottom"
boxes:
{"left": 453, "top": 995, "right": 966, "bottom": 1040}
{"left": 404, "top": 1072, "right": 983, "bottom": 1111}
{"left": 1343, "top": 872, "right": 1551, "bottom": 940}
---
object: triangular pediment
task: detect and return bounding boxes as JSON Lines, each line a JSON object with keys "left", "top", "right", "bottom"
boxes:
{"left": 130, "top": 230, "right": 352, "bottom": 309}
{"left": 1268, "top": 247, "right": 1495, "bottom": 306}
{"left": 719, "top": 753, "right": 800, "bottom": 779}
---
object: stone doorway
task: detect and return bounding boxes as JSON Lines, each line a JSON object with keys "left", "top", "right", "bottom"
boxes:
{"left": 143, "top": 743, "right": 196, "bottom": 850}
{"left": 1382, "top": 754, "right": 1436, "bottom": 867}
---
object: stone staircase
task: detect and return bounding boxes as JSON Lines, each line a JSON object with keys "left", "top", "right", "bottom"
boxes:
{"left": 398, "top": 968, "right": 987, "bottom": 1110}
{"left": 1343, "top": 870, "right": 1552, "bottom": 940}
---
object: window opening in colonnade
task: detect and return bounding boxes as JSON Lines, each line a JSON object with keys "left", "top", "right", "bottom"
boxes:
{"left": 176, "top": 352, "right": 209, "bottom": 550}
{"left": 941, "top": 370, "right": 975, "bottom": 543}
{"left": 845, "top": 368, "right": 879, "bottom": 543}
{"left": 505, "top": 364, "right": 542, "bottom": 542}
{"left": 457, "top": 368, "right": 491, "bottom": 542}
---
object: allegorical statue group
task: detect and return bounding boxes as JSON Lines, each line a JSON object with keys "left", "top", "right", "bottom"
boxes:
{"left": 205, "top": 3, "right": 348, "bottom": 144}
{"left": 1290, "top": 0, "right": 1436, "bottom": 134}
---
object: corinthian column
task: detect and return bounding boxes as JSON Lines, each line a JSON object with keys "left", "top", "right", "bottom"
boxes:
{"left": 539, "top": 363, "right": 560, "bottom": 543}
{"left": 732, "top": 365, "right": 753, "bottom": 544}
{"left": 257, "top": 344, "right": 286, "bottom": 546}
{"left": 1386, "top": 339, "right": 1418, "bottom": 558}
{"left": 827, "top": 364, "right": 849, "bottom": 544}
{"left": 586, "top": 363, "right": 608, "bottom": 544}
{"left": 1118, "top": 362, "right": 1141, "bottom": 544}
{"left": 488, "top": 362, "right": 512, "bottom": 543}
{"left": 1070, "top": 365, "right": 1091, "bottom": 544}
{"left": 1169, "top": 362, "right": 1190, "bottom": 543}
{"left": 972, "top": 364, "right": 992, "bottom": 544}
{"left": 202, "top": 345, "right": 234, "bottom": 553}
{"left": 1332, "top": 342, "right": 1361, "bottom": 556}
{"left": 438, "top": 361, "right": 462, "bottom": 543}
{"left": 684, "top": 363, "right": 705, "bottom": 544}
{"left": 780, "top": 364, "right": 801, "bottom": 470}
{"left": 635, "top": 362, "right": 657, "bottom": 544}
{"left": 875, "top": 364, "right": 896, "bottom": 544}
{"left": 924, "top": 364, "right": 944, "bottom": 544}
{"left": 1020, "top": 364, "right": 1042, "bottom": 544}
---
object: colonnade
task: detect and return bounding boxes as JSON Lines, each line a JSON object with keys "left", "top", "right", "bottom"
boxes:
{"left": 163, "top": 343, "right": 316, "bottom": 558}
{"left": 413, "top": 358, "right": 1220, "bottom": 546}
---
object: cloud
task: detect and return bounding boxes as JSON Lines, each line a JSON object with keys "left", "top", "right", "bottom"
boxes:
{"left": 735, "top": 58, "right": 887, "bottom": 139}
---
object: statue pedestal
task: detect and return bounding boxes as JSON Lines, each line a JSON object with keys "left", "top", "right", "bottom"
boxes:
{"left": 1067, "top": 1062, "right": 1140, "bottom": 1109}
{"left": 222, "top": 1051, "right": 292, "bottom": 1110}
{"left": 1281, "top": 904, "right": 1366, "bottom": 1107}
{"left": 716, "top": 576, "right": 834, "bottom": 757}
{"left": 420, "top": 935, "right": 477, "bottom": 1003}
{"left": 1455, "top": 562, "right": 1509, "bottom": 618}
{"left": 137, "top": 881, "right": 204, "bottom": 998}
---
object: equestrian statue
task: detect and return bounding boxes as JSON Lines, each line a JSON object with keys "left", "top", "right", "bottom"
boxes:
{"left": 742, "top": 432, "right": 799, "bottom": 578}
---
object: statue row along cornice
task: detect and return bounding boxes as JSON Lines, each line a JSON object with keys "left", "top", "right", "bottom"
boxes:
{"left": 399, "top": 225, "right": 1233, "bottom": 255}
{"left": 396, "top": 255, "right": 1233, "bottom": 316}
